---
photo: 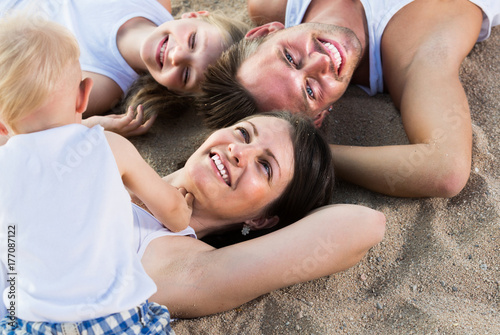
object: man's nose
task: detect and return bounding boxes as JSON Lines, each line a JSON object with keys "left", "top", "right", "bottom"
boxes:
{"left": 305, "top": 52, "right": 334, "bottom": 78}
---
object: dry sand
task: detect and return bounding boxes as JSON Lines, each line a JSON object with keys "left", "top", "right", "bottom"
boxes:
{"left": 130, "top": 1, "right": 499, "bottom": 333}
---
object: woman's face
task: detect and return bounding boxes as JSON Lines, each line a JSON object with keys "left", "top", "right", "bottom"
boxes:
{"left": 184, "top": 116, "right": 295, "bottom": 222}
{"left": 141, "top": 17, "right": 226, "bottom": 94}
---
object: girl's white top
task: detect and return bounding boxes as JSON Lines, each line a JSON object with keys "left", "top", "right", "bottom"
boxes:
{"left": 0, "top": 0, "right": 173, "bottom": 93}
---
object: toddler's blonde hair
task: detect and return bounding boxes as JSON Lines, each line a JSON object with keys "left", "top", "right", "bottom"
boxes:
{"left": 0, "top": 13, "right": 80, "bottom": 129}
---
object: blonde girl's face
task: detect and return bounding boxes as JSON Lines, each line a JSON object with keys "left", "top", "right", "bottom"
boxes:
{"left": 141, "top": 14, "right": 227, "bottom": 94}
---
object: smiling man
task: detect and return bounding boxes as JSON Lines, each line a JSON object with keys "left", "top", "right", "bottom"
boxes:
{"left": 237, "top": 22, "right": 363, "bottom": 122}
{"left": 199, "top": 0, "right": 500, "bottom": 198}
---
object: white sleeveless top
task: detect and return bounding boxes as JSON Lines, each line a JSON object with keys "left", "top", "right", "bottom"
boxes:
{"left": 0, "top": 125, "right": 156, "bottom": 322}
{"left": 285, "top": 0, "right": 500, "bottom": 95}
{"left": 0, "top": 0, "right": 173, "bottom": 93}
{"left": 132, "top": 203, "right": 196, "bottom": 260}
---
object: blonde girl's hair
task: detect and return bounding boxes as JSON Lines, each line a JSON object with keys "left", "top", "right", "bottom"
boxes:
{"left": 0, "top": 13, "right": 80, "bottom": 128}
{"left": 197, "top": 11, "right": 250, "bottom": 51}
{"left": 120, "top": 11, "right": 250, "bottom": 121}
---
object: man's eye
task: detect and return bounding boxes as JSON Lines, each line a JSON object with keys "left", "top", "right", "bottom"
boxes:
{"left": 285, "top": 50, "right": 295, "bottom": 66}
{"left": 306, "top": 84, "right": 314, "bottom": 99}
{"left": 190, "top": 33, "right": 196, "bottom": 49}
{"left": 236, "top": 127, "right": 250, "bottom": 143}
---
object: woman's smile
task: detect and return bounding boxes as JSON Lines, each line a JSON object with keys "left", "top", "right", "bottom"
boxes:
{"left": 210, "top": 153, "right": 231, "bottom": 186}
{"left": 182, "top": 116, "right": 294, "bottom": 220}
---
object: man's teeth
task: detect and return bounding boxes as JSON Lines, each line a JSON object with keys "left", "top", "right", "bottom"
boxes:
{"left": 211, "top": 154, "right": 230, "bottom": 185}
{"left": 159, "top": 41, "right": 167, "bottom": 66}
{"left": 322, "top": 42, "right": 342, "bottom": 70}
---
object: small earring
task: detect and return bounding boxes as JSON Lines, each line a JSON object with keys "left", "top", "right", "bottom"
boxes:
{"left": 328, "top": 105, "right": 333, "bottom": 113}
{"left": 241, "top": 224, "right": 251, "bottom": 236}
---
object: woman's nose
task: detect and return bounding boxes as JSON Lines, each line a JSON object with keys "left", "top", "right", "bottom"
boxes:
{"left": 228, "top": 143, "right": 260, "bottom": 166}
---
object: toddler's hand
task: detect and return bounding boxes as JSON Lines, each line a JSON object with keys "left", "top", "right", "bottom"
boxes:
{"left": 177, "top": 187, "right": 194, "bottom": 228}
{"left": 83, "top": 105, "right": 156, "bottom": 137}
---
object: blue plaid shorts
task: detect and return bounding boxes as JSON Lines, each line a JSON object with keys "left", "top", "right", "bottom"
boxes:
{"left": 0, "top": 301, "right": 174, "bottom": 334}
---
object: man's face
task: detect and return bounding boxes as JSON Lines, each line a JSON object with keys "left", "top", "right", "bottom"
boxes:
{"left": 238, "top": 23, "right": 362, "bottom": 124}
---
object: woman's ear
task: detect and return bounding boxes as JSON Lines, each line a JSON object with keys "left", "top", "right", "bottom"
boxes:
{"left": 181, "top": 11, "right": 209, "bottom": 19}
{"left": 76, "top": 77, "right": 93, "bottom": 115}
{"left": 244, "top": 215, "right": 280, "bottom": 231}
{"left": 245, "top": 22, "right": 285, "bottom": 39}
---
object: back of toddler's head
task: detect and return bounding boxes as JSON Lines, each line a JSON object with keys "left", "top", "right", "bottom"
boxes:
{"left": 0, "top": 12, "right": 80, "bottom": 129}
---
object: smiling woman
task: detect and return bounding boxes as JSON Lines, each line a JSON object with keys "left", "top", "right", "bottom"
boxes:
{"left": 133, "top": 111, "right": 385, "bottom": 317}
{"left": 180, "top": 113, "right": 296, "bottom": 224}
{"left": 0, "top": 0, "right": 249, "bottom": 136}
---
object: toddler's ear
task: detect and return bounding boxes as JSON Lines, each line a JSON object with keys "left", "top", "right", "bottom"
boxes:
{"left": 181, "top": 11, "right": 209, "bottom": 19}
{"left": 76, "top": 78, "right": 93, "bottom": 114}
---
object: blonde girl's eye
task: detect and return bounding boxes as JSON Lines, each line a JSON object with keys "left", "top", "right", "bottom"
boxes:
{"left": 183, "top": 67, "right": 190, "bottom": 85}
{"left": 189, "top": 32, "right": 196, "bottom": 49}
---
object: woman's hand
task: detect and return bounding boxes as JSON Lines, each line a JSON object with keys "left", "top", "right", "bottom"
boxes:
{"left": 83, "top": 105, "right": 157, "bottom": 137}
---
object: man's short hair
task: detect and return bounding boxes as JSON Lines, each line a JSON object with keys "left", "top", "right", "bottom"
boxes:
{"left": 197, "top": 37, "right": 266, "bottom": 129}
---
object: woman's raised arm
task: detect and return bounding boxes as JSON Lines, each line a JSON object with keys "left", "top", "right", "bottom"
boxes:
{"left": 142, "top": 204, "right": 386, "bottom": 318}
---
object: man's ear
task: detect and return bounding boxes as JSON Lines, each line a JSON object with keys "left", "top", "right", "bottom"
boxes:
{"left": 244, "top": 215, "right": 280, "bottom": 231}
{"left": 76, "top": 77, "right": 93, "bottom": 115}
{"left": 313, "top": 108, "right": 330, "bottom": 128}
{"left": 181, "top": 11, "right": 209, "bottom": 19}
{"left": 245, "top": 22, "right": 285, "bottom": 39}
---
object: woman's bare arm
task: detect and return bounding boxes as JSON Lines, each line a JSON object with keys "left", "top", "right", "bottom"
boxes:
{"left": 142, "top": 204, "right": 385, "bottom": 318}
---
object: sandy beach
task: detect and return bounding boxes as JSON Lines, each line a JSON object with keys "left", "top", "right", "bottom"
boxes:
{"left": 130, "top": 1, "right": 500, "bottom": 333}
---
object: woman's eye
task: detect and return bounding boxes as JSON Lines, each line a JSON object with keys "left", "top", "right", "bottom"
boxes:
{"left": 260, "top": 160, "right": 272, "bottom": 179}
{"left": 306, "top": 84, "right": 314, "bottom": 99}
{"left": 236, "top": 127, "right": 250, "bottom": 143}
{"left": 189, "top": 33, "right": 196, "bottom": 49}
{"left": 285, "top": 50, "right": 295, "bottom": 66}
{"left": 183, "top": 67, "right": 190, "bottom": 85}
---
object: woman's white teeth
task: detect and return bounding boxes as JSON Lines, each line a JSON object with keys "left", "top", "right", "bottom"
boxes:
{"left": 211, "top": 154, "right": 230, "bottom": 185}
{"left": 159, "top": 41, "right": 167, "bottom": 66}
{"left": 322, "top": 42, "right": 342, "bottom": 69}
